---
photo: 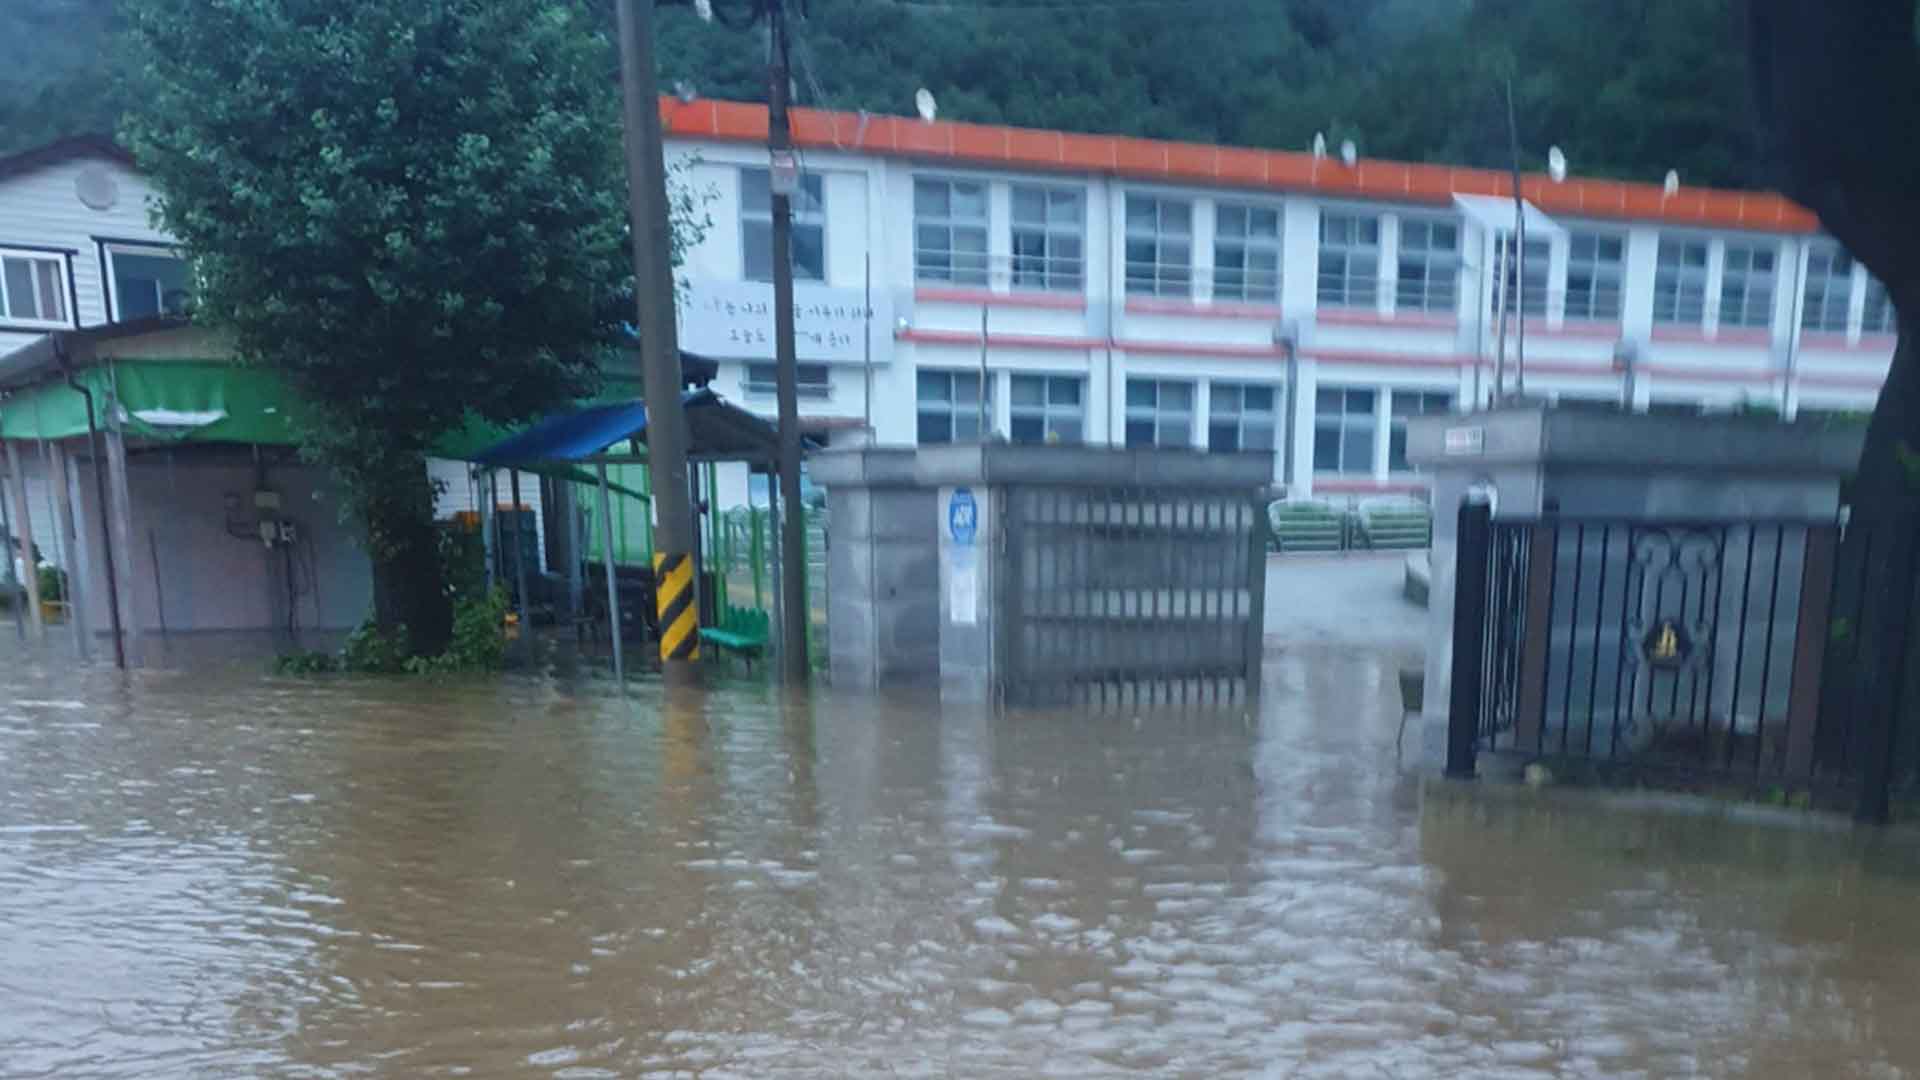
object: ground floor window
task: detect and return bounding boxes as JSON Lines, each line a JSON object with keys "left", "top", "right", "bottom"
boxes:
{"left": 1388, "top": 390, "right": 1453, "bottom": 471}
{"left": 1208, "top": 383, "right": 1277, "bottom": 453}
{"left": 1313, "top": 386, "right": 1376, "bottom": 474}
{"left": 1124, "top": 378, "right": 1195, "bottom": 448}
{"left": 744, "top": 362, "right": 831, "bottom": 398}
{"left": 1009, "top": 374, "right": 1084, "bottom": 445}
{"left": 917, "top": 370, "right": 989, "bottom": 444}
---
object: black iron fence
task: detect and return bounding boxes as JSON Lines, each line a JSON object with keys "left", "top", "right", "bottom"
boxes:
{"left": 1449, "top": 500, "right": 1920, "bottom": 821}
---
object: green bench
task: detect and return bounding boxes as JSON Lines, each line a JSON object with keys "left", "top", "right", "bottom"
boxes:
{"left": 1355, "top": 497, "right": 1433, "bottom": 550}
{"left": 1268, "top": 499, "right": 1348, "bottom": 553}
{"left": 700, "top": 604, "right": 769, "bottom": 669}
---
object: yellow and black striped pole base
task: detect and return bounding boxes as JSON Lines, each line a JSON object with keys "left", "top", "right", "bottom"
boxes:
{"left": 654, "top": 551, "right": 700, "bottom": 662}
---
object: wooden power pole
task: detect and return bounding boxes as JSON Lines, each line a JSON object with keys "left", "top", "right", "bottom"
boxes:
{"left": 767, "top": 0, "right": 810, "bottom": 684}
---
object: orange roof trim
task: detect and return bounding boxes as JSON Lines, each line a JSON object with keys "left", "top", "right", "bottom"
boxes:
{"left": 663, "top": 98, "right": 1820, "bottom": 235}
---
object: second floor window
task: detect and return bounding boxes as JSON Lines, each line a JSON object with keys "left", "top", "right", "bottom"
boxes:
{"left": 1011, "top": 186, "right": 1084, "bottom": 292}
{"left": 1396, "top": 219, "right": 1460, "bottom": 314}
{"left": 1865, "top": 276, "right": 1898, "bottom": 335}
{"left": 1318, "top": 213, "right": 1379, "bottom": 308}
{"left": 1208, "top": 383, "right": 1277, "bottom": 453}
{"left": 104, "top": 244, "right": 190, "bottom": 321}
{"left": 0, "top": 249, "right": 70, "bottom": 327}
{"left": 1718, "top": 242, "right": 1776, "bottom": 329}
{"left": 1313, "top": 386, "right": 1376, "bottom": 474}
{"left": 1124, "top": 196, "right": 1192, "bottom": 297}
{"left": 1124, "top": 378, "right": 1194, "bottom": 447}
{"left": 1653, "top": 237, "right": 1709, "bottom": 325}
{"left": 1213, "top": 204, "right": 1280, "bottom": 304}
{"left": 1009, "top": 374, "right": 1084, "bottom": 445}
{"left": 1803, "top": 246, "right": 1854, "bottom": 333}
{"left": 1389, "top": 390, "right": 1453, "bottom": 472}
{"left": 914, "top": 178, "right": 989, "bottom": 286}
{"left": 1565, "top": 232, "right": 1624, "bottom": 321}
{"left": 1495, "top": 233, "right": 1549, "bottom": 318}
{"left": 744, "top": 362, "right": 831, "bottom": 398}
{"left": 741, "top": 167, "right": 825, "bottom": 283}
{"left": 917, "top": 370, "right": 988, "bottom": 444}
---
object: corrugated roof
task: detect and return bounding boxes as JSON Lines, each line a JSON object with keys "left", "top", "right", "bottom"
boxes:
{"left": 661, "top": 98, "right": 1820, "bottom": 235}
{"left": 0, "top": 135, "right": 134, "bottom": 185}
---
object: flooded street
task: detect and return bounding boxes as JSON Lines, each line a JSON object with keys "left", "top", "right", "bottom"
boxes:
{"left": 5, "top": 631, "right": 1920, "bottom": 1077}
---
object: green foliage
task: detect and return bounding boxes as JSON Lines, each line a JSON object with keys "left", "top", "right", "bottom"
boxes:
{"left": 35, "top": 565, "right": 65, "bottom": 604}
{"left": 405, "top": 586, "right": 511, "bottom": 674}
{"left": 274, "top": 650, "right": 339, "bottom": 675}
{"left": 342, "top": 620, "right": 411, "bottom": 675}
{"left": 120, "top": 0, "right": 632, "bottom": 652}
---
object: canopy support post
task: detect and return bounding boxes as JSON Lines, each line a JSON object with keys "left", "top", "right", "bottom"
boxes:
{"left": 596, "top": 463, "right": 624, "bottom": 683}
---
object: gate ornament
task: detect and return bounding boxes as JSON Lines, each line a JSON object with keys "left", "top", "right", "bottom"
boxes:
{"left": 1642, "top": 617, "right": 1692, "bottom": 670}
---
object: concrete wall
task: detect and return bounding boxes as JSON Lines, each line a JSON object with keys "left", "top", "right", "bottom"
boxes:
{"left": 825, "top": 485, "right": 940, "bottom": 689}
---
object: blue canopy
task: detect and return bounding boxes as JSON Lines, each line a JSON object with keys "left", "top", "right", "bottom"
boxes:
{"left": 474, "top": 388, "right": 786, "bottom": 467}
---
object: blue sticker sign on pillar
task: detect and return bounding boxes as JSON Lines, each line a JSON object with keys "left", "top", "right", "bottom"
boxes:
{"left": 948, "top": 487, "right": 979, "bottom": 625}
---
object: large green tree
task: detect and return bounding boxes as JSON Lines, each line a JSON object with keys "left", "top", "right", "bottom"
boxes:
{"left": 122, "top": 0, "right": 631, "bottom": 653}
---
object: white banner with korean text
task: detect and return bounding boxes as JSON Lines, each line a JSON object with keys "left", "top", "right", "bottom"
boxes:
{"left": 678, "top": 279, "right": 875, "bottom": 364}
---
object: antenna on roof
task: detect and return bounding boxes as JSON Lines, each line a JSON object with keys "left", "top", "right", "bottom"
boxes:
{"left": 1663, "top": 169, "right": 1680, "bottom": 196}
{"left": 1547, "top": 145, "right": 1567, "bottom": 183}
{"left": 1339, "top": 139, "right": 1357, "bottom": 168}
{"left": 914, "top": 88, "right": 937, "bottom": 124}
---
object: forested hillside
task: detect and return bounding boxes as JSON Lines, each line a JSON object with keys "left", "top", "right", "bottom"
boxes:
{"left": 3, "top": 0, "right": 1764, "bottom": 190}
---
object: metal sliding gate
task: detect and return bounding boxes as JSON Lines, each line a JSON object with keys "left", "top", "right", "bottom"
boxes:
{"left": 999, "top": 485, "right": 1268, "bottom": 707}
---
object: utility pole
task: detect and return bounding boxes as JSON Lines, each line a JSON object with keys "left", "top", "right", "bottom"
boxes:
{"left": 1504, "top": 76, "right": 1527, "bottom": 400}
{"left": 615, "top": 0, "right": 702, "bottom": 682}
{"left": 767, "top": 0, "right": 810, "bottom": 684}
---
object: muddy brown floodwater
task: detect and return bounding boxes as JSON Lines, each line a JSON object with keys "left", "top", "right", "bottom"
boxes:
{"left": 5, "top": 638, "right": 1920, "bottom": 1078}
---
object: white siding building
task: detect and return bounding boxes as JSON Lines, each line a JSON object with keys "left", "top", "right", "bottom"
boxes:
{"left": 664, "top": 99, "right": 1895, "bottom": 505}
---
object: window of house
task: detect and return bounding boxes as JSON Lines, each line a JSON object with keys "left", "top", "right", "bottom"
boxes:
{"left": 1389, "top": 390, "right": 1453, "bottom": 472}
{"left": 1313, "top": 387, "right": 1377, "bottom": 474}
{"left": 1802, "top": 246, "right": 1854, "bottom": 333}
{"left": 0, "top": 249, "right": 71, "bottom": 327}
{"left": 1864, "top": 276, "right": 1898, "bottom": 335}
{"left": 916, "top": 370, "right": 989, "bottom": 444}
{"left": 1318, "top": 213, "right": 1380, "bottom": 308}
{"left": 1208, "top": 383, "right": 1277, "bottom": 453}
{"left": 103, "top": 245, "right": 190, "bottom": 321}
{"left": 1011, "top": 186, "right": 1084, "bottom": 292}
{"left": 1719, "top": 242, "right": 1776, "bottom": 329}
{"left": 1124, "top": 378, "right": 1194, "bottom": 447}
{"left": 1653, "top": 237, "right": 1709, "bottom": 324}
{"left": 1396, "top": 218, "right": 1460, "bottom": 314}
{"left": 741, "top": 167, "right": 825, "bottom": 283}
{"left": 1124, "top": 196, "right": 1192, "bottom": 297}
{"left": 1565, "top": 231, "right": 1624, "bottom": 321}
{"left": 744, "top": 362, "right": 831, "bottom": 398}
{"left": 914, "top": 178, "right": 989, "bottom": 286}
{"left": 1009, "top": 375, "right": 1084, "bottom": 444}
{"left": 1213, "top": 203, "right": 1280, "bottom": 304}
{"left": 1495, "top": 233, "right": 1549, "bottom": 318}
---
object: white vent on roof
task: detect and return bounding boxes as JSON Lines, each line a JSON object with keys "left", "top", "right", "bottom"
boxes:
{"left": 74, "top": 165, "right": 118, "bottom": 211}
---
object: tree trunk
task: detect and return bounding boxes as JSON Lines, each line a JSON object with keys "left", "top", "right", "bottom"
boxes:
{"left": 1849, "top": 321, "right": 1920, "bottom": 508}
{"left": 342, "top": 445, "right": 454, "bottom": 657}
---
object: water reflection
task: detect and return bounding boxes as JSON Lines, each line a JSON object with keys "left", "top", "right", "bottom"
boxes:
{"left": 1, "top": 642, "right": 1919, "bottom": 1075}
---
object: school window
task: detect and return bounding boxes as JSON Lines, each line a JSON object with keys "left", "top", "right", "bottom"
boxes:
{"left": 1395, "top": 218, "right": 1459, "bottom": 314}
{"left": 744, "top": 362, "right": 831, "bottom": 399}
{"left": 1124, "top": 195, "right": 1192, "bottom": 297}
{"left": 1124, "top": 378, "right": 1195, "bottom": 447}
{"left": 1208, "top": 383, "right": 1277, "bottom": 453}
{"left": 741, "top": 167, "right": 825, "bottom": 283}
{"left": 1009, "top": 375, "right": 1084, "bottom": 445}
{"left": 1718, "top": 242, "right": 1776, "bottom": 329}
{"left": 1317, "top": 213, "right": 1380, "bottom": 308}
{"left": 1011, "top": 186, "right": 1084, "bottom": 292}
{"left": 1653, "top": 237, "right": 1709, "bottom": 324}
{"left": 1389, "top": 390, "right": 1453, "bottom": 472}
{"left": 1213, "top": 203, "right": 1280, "bottom": 304}
{"left": 1565, "top": 232, "right": 1624, "bottom": 321}
{"left": 1495, "top": 233, "right": 1549, "bottom": 317}
{"left": 103, "top": 244, "right": 190, "bottom": 321}
{"left": 1802, "top": 246, "right": 1854, "bottom": 333}
{"left": 1313, "top": 387, "right": 1376, "bottom": 474}
{"left": 916, "top": 370, "right": 989, "bottom": 445}
{"left": 914, "top": 178, "right": 989, "bottom": 286}
{"left": 1864, "top": 276, "right": 1898, "bottom": 335}
{"left": 0, "top": 249, "right": 71, "bottom": 326}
